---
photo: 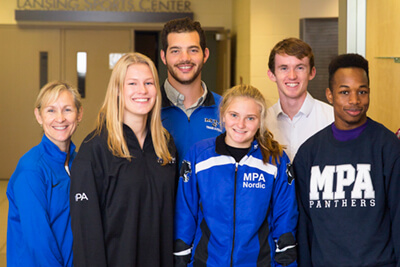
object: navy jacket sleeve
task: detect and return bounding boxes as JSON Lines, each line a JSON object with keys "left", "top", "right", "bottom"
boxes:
{"left": 293, "top": 149, "right": 313, "bottom": 267}
{"left": 69, "top": 143, "right": 107, "bottom": 267}
{"left": 385, "top": 147, "right": 400, "bottom": 266}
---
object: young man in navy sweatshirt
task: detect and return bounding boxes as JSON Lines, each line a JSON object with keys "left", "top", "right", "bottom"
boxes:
{"left": 294, "top": 53, "right": 400, "bottom": 267}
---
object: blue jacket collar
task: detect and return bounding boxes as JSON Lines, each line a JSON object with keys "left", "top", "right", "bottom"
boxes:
{"left": 41, "top": 134, "right": 76, "bottom": 164}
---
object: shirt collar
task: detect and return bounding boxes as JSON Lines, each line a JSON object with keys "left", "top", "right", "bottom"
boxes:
{"left": 274, "top": 92, "right": 315, "bottom": 118}
{"left": 163, "top": 79, "right": 208, "bottom": 109}
{"left": 41, "top": 134, "right": 76, "bottom": 164}
{"left": 298, "top": 92, "right": 315, "bottom": 117}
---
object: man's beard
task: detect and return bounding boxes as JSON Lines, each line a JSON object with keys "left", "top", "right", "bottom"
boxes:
{"left": 167, "top": 61, "right": 204, "bottom": 85}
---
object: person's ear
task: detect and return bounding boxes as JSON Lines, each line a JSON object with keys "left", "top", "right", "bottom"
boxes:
{"left": 203, "top": 48, "right": 210, "bottom": 64}
{"left": 267, "top": 69, "right": 277, "bottom": 82}
{"left": 34, "top": 108, "right": 43, "bottom": 126}
{"left": 325, "top": 87, "right": 333, "bottom": 105}
{"left": 77, "top": 107, "right": 83, "bottom": 123}
{"left": 160, "top": 50, "right": 167, "bottom": 65}
{"left": 309, "top": 67, "right": 316, "bottom": 80}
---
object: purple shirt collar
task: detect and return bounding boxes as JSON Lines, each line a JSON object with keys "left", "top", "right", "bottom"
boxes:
{"left": 331, "top": 120, "right": 368, "bottom": 142}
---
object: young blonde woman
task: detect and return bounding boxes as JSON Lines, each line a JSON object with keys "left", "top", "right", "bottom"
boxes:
{"left": 174, "top": 84, "right": 298, "bottom": 266}
{"left": 7, "top": 81, "right": 83, "bottom": 266}
{"left": 70, "top": 52, "right": 177, "bottom": 267}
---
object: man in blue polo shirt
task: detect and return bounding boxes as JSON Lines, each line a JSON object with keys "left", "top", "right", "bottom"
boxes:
{"left": 160, "top": 17, "right": 222, "bottom": 162}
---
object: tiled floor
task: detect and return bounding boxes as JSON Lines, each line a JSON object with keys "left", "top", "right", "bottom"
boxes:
{"left": 0, "top": 179, "right": 8, "bottom": 267}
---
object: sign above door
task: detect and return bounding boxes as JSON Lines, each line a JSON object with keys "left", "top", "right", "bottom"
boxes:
{"left": 15, "top": 0, "right": 193, "bottom": 23}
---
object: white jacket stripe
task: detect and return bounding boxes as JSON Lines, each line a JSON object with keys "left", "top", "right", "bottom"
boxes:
{"left": 196, "top": 156, "right": 235, "bottom": 174}
{"left": 240, "top": 155, "right": 278, "bottom": 178}
{"left": 195, "top": 155, "right": 277, "bottom": 178}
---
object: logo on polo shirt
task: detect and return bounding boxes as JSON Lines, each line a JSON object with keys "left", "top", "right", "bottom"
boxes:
{"left": 205, "top": 118, "right": 222, "bottom": 132}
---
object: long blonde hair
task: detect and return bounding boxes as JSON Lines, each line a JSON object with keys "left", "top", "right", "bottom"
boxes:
{"left": 94, "top": 52, "right": 172, "bottom": 165}
{"left": 220, "top": 84, "right": 284, "bottom": 165}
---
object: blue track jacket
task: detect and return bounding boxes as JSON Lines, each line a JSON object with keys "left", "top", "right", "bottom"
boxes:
{"left": 174, "top": 134, "right": 298, "bottom": 266}
{"left": 7, "top": 135, "right": 74, "bottom": 266}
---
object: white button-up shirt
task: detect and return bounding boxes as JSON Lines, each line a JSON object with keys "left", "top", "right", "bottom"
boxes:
{"left": 266, "top": 92, "right": 334, "bottom": 161}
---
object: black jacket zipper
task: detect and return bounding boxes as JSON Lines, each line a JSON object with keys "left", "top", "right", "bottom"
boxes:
{"left": 230, "top": 162, "right": 239, "bottom": 267}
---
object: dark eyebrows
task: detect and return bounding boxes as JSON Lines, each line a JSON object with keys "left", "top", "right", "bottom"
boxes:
{"left": 168, "top": 45, "right": 181, "bottom": 51}
{"left": 168, "top": 45, "right": 200, "bottom": 51}
{"left": 337, "top": 84, "right": 369, "bottom": 89}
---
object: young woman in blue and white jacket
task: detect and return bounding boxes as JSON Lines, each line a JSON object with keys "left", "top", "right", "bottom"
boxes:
{"left": 174, "top": 84, "right": 298, "bottom": 267}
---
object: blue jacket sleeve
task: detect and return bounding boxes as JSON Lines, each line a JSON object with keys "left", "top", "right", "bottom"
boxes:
{"left": 174, "top": 149, "right": 199, "bottom": 266}
{"left": 270, "top": 154, "right": 298, "bottom": 267}
{"left": 12, "top": 170, "right": 65, "bottom": 266}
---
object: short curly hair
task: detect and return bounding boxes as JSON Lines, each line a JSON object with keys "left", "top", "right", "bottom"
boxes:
{"left": 161, "top": 17, "right": 206, "bottom": 53}
{"left": 328, "top": 53, "right": 369, "bottom": 90}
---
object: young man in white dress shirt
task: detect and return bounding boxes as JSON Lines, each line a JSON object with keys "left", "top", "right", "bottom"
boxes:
{"left": 266, "top": 38, "right": 334, "bottom": 161}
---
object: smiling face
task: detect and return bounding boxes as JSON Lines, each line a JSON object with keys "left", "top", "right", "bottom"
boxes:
{"left": 223, "top": 96, "right": 261, "bottom": 148}
{"left": 326, "top": 67, "right": 370, "bottom": 130}
{"left": 268, "top": 53, "right": 316, "bottom": 101}
{"left": 34, "top": 90, "right": 82, "bottom": 152}
{"left": 160, "top": 31, "right": 209, "bottom": 86}
{"left": 123, "top": 63, "right": 157, "bottom": 125}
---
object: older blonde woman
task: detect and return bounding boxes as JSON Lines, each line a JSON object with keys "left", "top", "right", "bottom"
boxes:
{"left": 7, "top": 81, "right": 83, "bottom": 266}
{"left": 70, "top": 52, "right": 177, "bottom": 267}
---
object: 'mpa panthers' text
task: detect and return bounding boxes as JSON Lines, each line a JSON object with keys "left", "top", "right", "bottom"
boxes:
{"left": 309, "top": 164, "right": 375, "bottom": 209}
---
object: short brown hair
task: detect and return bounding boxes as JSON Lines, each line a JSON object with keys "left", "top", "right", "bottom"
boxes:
{"left": 161, "top": 17, "right": 206, "bottom": 53}
{"left": 268, "top": 38, "right": 315, "bottom": 74}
